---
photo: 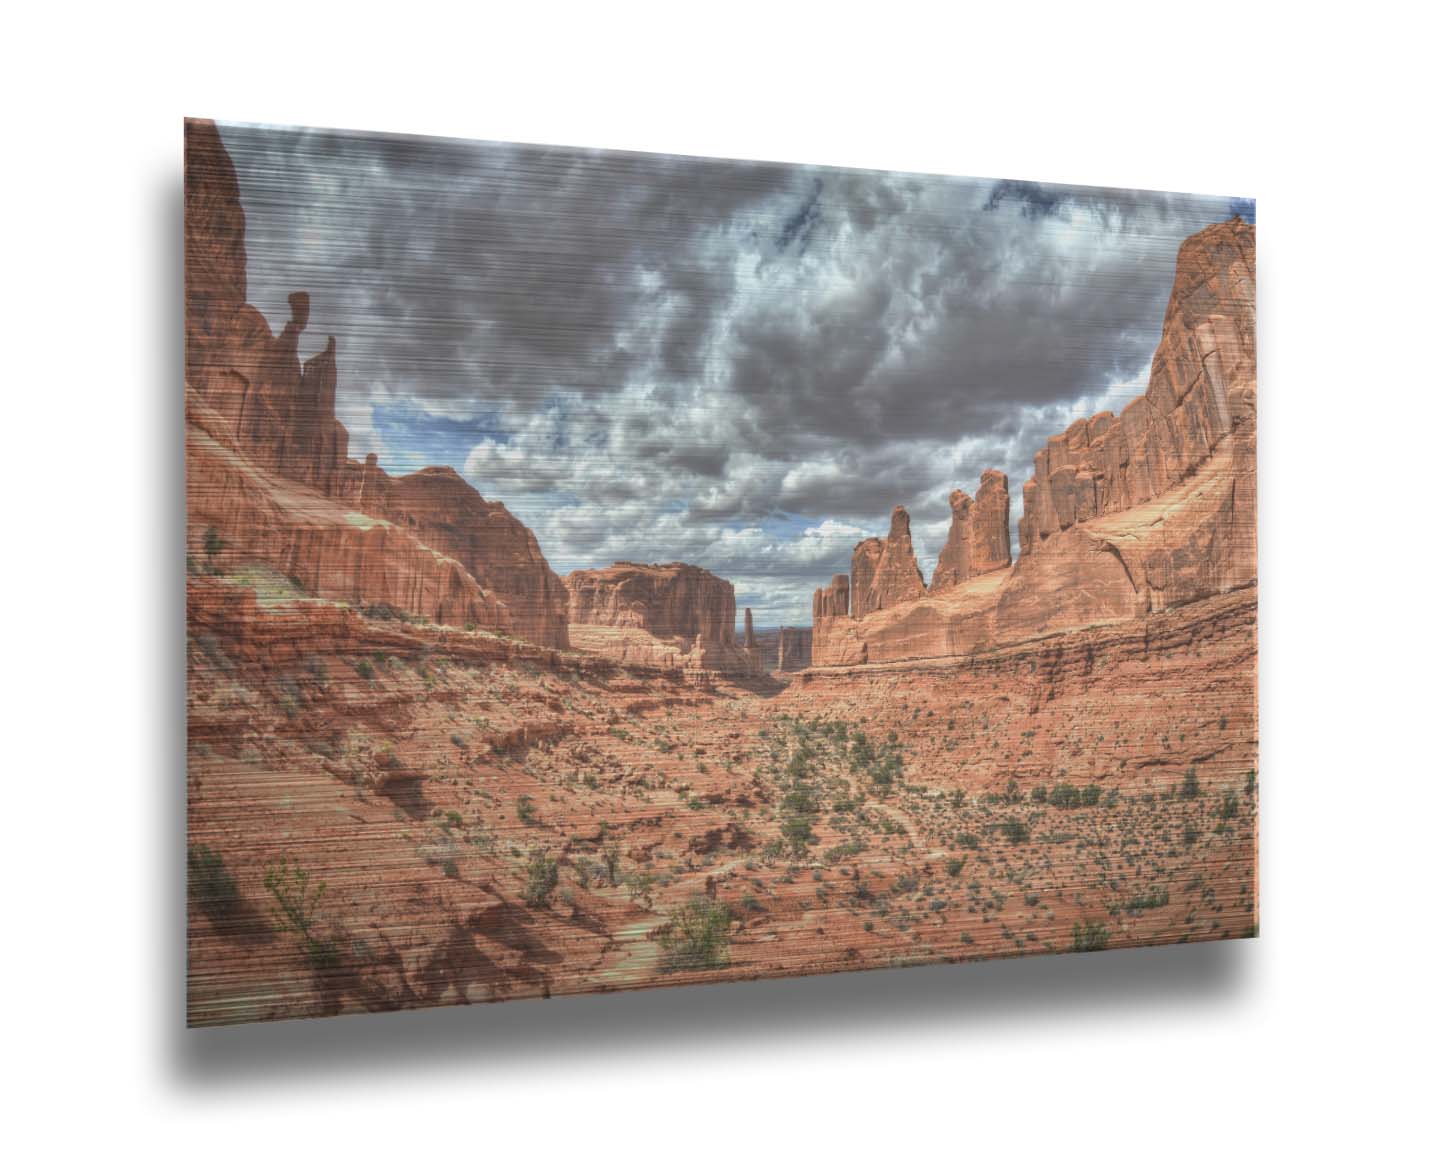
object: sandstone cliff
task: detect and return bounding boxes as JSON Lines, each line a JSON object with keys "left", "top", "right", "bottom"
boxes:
{"left": 366, "top": 467, "right": 568, "bottom": 649}
{"left": 1017, "top": 217, "right": 1255, "bottom": 553}
{"left": 565, "top": 562, "right": 736, "bottom": 641}
{"left": 184, "top": 119, "right": 568, "bottom": 648}
{"left": 810, "top": 217, "right": 1256, "bottom": 668}
{"left": 776, "top": 626, "right": 813, "bottom": 672}
{"left": 851, "top": 507, "right": 927, "bottom": 619}
{"left": 931, "top": 469, "right": 1012, "bottom": 591}
{"left": 564, "top": 562, "right": 761, "bottom": 676}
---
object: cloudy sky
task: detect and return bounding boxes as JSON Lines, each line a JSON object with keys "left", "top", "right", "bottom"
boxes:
{"left": 218, "top": 122, "right": 1252, "bottom": 626}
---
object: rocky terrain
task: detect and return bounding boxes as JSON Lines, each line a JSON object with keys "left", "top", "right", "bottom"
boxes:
{"left": 186, "top": 120, "right": 1257, "bottom": 1025}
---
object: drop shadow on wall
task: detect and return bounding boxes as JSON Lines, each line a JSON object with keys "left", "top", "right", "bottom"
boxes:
{"left": 158, "top": 175, "right": 1252, "bottom": 1091}
{"left": 171, "top": 938, "right": 1249, "bottom": 1088}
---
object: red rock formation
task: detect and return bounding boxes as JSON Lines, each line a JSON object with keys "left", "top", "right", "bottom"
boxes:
{"left": 810, "top": 217, "right": 1256, "bottom": 669}
{"left": 186, "top": 122, "right": 351, "bottom": 498}
{"left": 776, "top": 626, "right": 813, "bottom": 672}
{"left": 856, "top": 506, "right": 927, "bottom": 617}
{"left": 564, "top": 562, "right": 736, "bottom": 643}
{"left": 371, "top": 468, "right": 569, "bottom": 649}
{"left": 812, "top": 574, "right": 849, "bottom": 620}
{"left": 1017, "top": 218, "right": 1256, "bottom": 553}
{"left": 849, "top": 539, "right": 883, "bottom": 621}
{"left": 931, "top": 470, "right": 1012, "bottom": 591}
{"left": 184, "top": 118, "right": 569, "bottom": 649}
{"left": 744, "top": 608, "right": 755, "bottom": 650}
{"left": 564, "top": 562, "right": 761, "bottom": 676}
{"left": 186, "top": 395, "right": 512, "bottom": 632}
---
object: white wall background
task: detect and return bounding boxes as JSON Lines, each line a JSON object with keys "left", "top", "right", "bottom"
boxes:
{"left": 4, "top": 2, "right": 1435, "bottom": 1146}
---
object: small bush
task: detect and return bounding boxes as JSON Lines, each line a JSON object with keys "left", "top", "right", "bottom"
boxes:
{"left": 781, "top": 815, "right": 814, "bottom": 855}
{"left": 187, "top": 844, "right": 239, "bottom": 918}
{"left": 203, "top": 526, "right": 224, "bottom": 559}
{"left": 264, "top": 858, "right": 338, "bottom": 968}
{"left": 523, "top": 849, "right": 559, "bottom": 908}
{"left": 657, "top": 897, "right": 731, "bottom": 971}
{"left": 1049, "top": 782, "right": 1081, "bottom": 809}
{"left": 999, "top": 817, "right": 1030, "bottom": 845}
{"left": 356, "top": 658, "right": 375, "bottom": 681}
{"left": 1180, "top": 767, "right": 1201, "bottom": 800}
{"left": 1073, "top": 920, "right": 1110, "bottom": 952}
{"left": 516, "top": 795, "right": 537, "bottom": 824}
{"left": 1126, "top": 887, "right": 1170, "bottom": 912}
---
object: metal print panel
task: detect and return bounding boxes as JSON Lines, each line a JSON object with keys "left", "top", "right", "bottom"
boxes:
{"left": 185, "top": 118, "right": 1257, "bottom": 1026}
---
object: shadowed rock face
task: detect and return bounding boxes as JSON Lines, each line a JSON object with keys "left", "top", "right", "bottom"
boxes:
{"left": 1017, "top": 217, "right": 1256, "bottom": 553}
{"left": 776, "top": 626, "right": 813, "bottom": 672}
{"left": 810, "top": 217, "right": 1256, "bottom": 669}
{"left": 184, "top": 118, "right": 568, "bottom": 648}
{"left": 932, "top": 469, "right": 1012, "bottom": 592}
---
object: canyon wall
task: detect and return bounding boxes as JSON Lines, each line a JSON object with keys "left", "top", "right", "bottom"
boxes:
{"left": 810, "top": 216, "right": 1256, "bottom": 668}
{"left": 184, "top": 119, "right": 568, "bottom": 648}
{"left": 1016, "top": 217, "right": 1256, "bottom": 553}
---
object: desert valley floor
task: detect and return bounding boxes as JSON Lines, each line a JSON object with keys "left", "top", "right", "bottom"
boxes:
{"left": 187, "top": 579, "right": 1256, "bottom": 1025}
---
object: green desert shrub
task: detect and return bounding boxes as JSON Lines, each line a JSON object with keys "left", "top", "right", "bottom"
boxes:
{"left": 657, "top": 897, "right": 731, "bottom": 971}
{"left": 1181, "top": 767, "right": 1201, "bottom": 800}
{"left": 263, "top": 858, "right": 338, "bottom": 968}
{"left": 523, "top": 849, "right": 559, "bottom": 908}
{"left": 1126, "top": 887, "right": 1170, "bottom": 912}
{"left": 1073, "top": 920, "right": 1110, "bottom": 952}
{"left": 781, "top": 815, "right": 814, "bottom": 855}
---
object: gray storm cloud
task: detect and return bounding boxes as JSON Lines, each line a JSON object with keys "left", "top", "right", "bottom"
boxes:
{"left": 218, "top": 121, "right": 1247, "bottom": 623}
